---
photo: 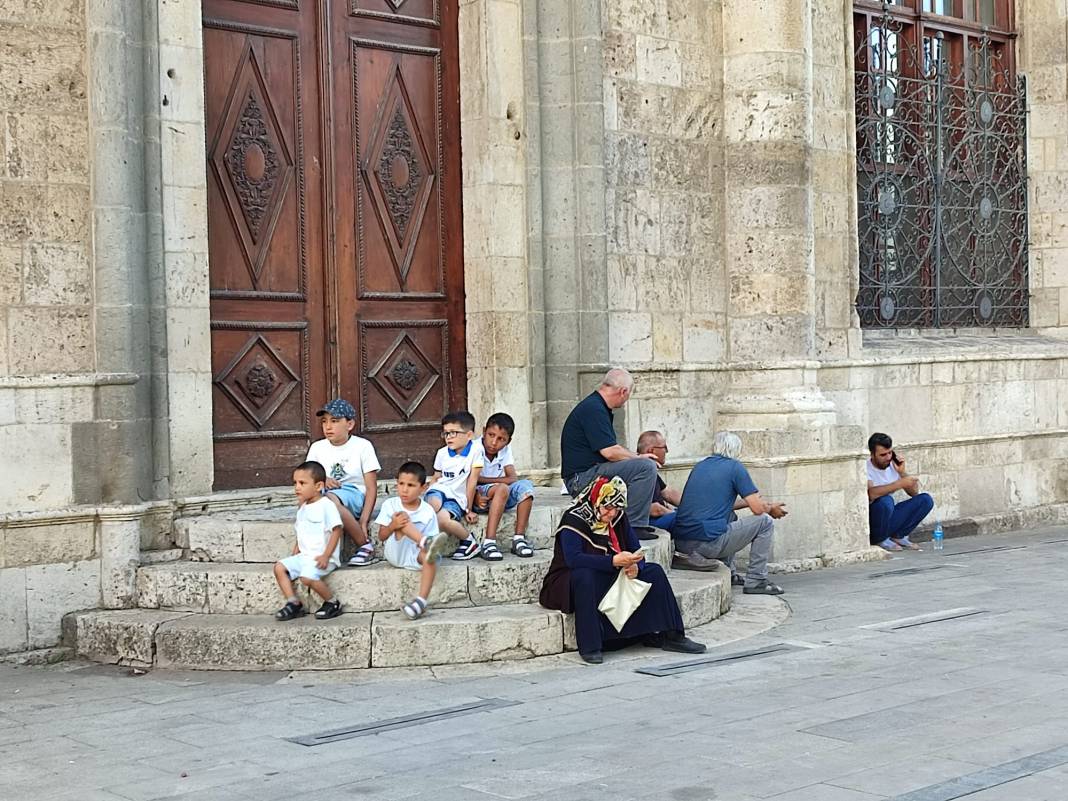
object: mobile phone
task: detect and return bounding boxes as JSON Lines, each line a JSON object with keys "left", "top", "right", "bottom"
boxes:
{"left": 891, "top": 450, "right": 902, "bottom": 465}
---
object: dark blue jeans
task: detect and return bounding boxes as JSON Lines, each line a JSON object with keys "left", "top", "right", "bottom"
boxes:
{"left": 869, "top": 493, "right": 934, "bottom": 545}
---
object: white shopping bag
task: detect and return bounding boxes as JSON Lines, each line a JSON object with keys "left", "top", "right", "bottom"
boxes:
{"left": 597, "top": 569, "right": 651, "bottom": 632}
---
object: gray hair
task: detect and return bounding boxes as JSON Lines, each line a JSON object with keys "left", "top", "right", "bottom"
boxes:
{"left": 712, "top": 431, "right": 742, "bottom": 460}
{"left": 601, "top": 368, "right": 634, "bottom": 392}
{"left": 636, "top": 430, "right": 663, "bottom": 454}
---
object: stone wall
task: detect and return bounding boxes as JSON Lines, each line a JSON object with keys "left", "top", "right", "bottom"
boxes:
{"left": 1020, "top": 0, "right": 1068, "bottom": 334}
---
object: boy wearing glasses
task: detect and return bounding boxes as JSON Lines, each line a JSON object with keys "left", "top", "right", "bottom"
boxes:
{"left": 425, "top": 411, "right": 483, "bottom": 560}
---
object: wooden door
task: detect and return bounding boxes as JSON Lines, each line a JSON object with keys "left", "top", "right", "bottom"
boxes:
{"left": 327, "top": 0, "right": 467, "bottom": 475}
{"left": 203, "top": 1, "right": 465, "bottom": 488}
{"left": 204, "top": 1, "right": 328, "bottom": 489}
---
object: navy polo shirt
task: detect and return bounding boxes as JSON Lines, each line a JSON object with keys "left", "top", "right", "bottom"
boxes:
{"left": 560, "top": 392, "right": 617, "bottom": 479}
{"left": 672, "top": 456, "right": 758, "bottom": 542}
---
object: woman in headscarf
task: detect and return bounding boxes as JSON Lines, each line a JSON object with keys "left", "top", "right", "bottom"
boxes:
{"left": 539, "top": 476, "right": 706, "bottom": 664}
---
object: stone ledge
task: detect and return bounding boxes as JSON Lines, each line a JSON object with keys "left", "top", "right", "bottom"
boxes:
{"left": 136, "top": 533, "right": 675, "bottom": 615}
{"left": 65, "top": 565, "right": 730, "bottom": 670}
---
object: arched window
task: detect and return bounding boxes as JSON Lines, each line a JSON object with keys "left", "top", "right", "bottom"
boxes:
{"left": 853, "top": 1, "right": 1027, "bottom": 328}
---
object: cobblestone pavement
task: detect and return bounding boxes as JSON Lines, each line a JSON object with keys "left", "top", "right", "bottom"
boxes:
{"left": 3, "top": 525, "right": 1068, "bottom": 801}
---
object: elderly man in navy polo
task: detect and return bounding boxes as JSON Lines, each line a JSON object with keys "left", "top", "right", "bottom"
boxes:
{"left": 559, "top": 368, "right": 659, "bottom": 540}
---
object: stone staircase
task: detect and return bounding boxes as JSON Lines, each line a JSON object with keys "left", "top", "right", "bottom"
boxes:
{"left": 64, "top": 488, "right": 732, "bottom": 670}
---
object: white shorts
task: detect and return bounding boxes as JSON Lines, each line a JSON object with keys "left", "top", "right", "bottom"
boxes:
{"left": 279, "top": 554, "right": 336, "bottom": 581}
{"left": 384, "top": 535, "right": 422, "bottom": 571}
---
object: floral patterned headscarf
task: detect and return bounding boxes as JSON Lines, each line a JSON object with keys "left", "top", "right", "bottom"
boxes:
{"left": 558, "top": 476, "right": 629, "bottom": 553}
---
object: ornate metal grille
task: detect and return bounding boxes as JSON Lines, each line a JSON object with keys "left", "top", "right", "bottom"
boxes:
{"left": 854, "top": 12, "right": 1028, "bottom": 328}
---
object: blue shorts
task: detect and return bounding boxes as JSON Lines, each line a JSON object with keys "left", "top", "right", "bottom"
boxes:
{"left": 324, "top": 484, "right": 365, "bottom": 518}
{"left": 474, "top": 479, "right": 535, "bottom": 513}
{"left": 425, "top": 489, "right": 464, "bottom": 521}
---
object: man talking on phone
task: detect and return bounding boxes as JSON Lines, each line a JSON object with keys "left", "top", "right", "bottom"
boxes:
{"left": 866, "top": 432, "right": 935, "bottom": 551}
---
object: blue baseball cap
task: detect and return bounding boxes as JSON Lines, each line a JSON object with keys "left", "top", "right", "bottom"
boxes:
{"left": 316, "top": 398, "right": 356, "bottom": 419}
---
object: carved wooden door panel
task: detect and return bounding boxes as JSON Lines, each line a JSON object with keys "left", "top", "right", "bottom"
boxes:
{"left": 327, "top": 0, "right": 467, "bottom": 474}
{"left": 204, "top": 1, "right": 327, "bottom": 489}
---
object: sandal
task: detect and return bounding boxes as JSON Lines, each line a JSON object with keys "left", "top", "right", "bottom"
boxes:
{"left": 892, "top": 537, "right": 922, "bottom": 551}
{"left": 480, "top": 540, "right": 504, "bottom": 561}
{"left": 403, "top": 597, "right": 428, "bottom": 620}
{"left": 877, "top": 538, "right": 903, "bottom": 552}
{"left": 510, "top": 536, "right": 534, "bottom": 558}
{"left": 346, "top": 542, "right": 377, "bottom": 567}
{"left": 743, "top": 580, "right": 785, "bottom": 596}
{"left": 274, "top": 601, "right": 306, "bottom": 621}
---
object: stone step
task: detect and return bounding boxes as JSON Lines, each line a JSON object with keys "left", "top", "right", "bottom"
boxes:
{"left": 135, "top": 532, "right": 675, "bottom": 615}
{"left": 173, "top": 487, "right": 573, "bottom": 563}
{"left": 65, "top": 565, "right": 731, "bottom": 670}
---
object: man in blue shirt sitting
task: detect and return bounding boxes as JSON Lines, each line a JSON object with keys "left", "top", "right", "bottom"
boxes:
{"left": 672, "top": 431, "right": 788, "bottom": 595}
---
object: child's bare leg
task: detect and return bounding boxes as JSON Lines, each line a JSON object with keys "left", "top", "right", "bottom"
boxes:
{"left": 416, "top": 551, "right": 437, "bottom": 600}
{"left": 396, "top": 521, "right": 430, "bottom": 547}
{"left": 274, "top": 562, "right": 298, "bottom": 601}
{"left": 514, "top": 495, "right": 533, "bottom": 537}
{"left": 484, "top": 484, "right": 509, "bottom": 541}
{"left": 299, "top": 576, "right": 334, "bottom": 603}
{"left": 436, "top": 510, "right": 468, "bottom": 540}
{"left": 326, "top": 494, "right": 366, "bottom": 545}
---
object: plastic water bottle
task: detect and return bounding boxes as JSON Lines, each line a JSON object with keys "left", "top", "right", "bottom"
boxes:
{"left": 932, "top": 520, "right": 944, "bottom": 551}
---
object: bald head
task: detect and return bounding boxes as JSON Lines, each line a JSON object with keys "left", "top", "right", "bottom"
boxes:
{"left": 637, "top": 430, "right": 663, "bottom": 454}
{"left": 598, "top": 368, "right": 634, "bottom": 409}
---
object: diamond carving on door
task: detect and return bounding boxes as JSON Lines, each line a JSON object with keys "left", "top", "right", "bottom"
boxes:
{"left": 209, "top": 42, "right": 294, "bottom": 284}
{"left": 214, "top": 333, "right": 301, "bottom": 428}
{"left": 362, "top": 63, "right": 435, "bottom": 288}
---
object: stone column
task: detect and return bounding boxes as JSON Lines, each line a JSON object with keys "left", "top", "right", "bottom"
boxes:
{"left": 97, "top": 507, "right": 143, "bottom": 608}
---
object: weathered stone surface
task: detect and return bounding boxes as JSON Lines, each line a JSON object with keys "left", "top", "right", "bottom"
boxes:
{"left": 371, "top": 605, "right": 564, "bottom": 668}
{"left": 136, "top": 562, "right": 208, "bottom": 611}
{"left": 3, "top": 520, "right": 95, "bottom": 567}
{"left": 0, "top": 566, "right": 28, "bottom": 654}
{"left": 155, "top": 613, "right": 373, "bottom": 671}
{"left": 68, "top": 608, "right": 188, "bottom": 666}
{"left": 26, "top": 559, "right": 100, "bottom": 648}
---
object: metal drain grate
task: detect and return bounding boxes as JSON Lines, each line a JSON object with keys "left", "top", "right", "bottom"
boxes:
{"left": 860, "top": 607, "right": 989, "bottom": 632}
{"left": 868, "top": 565, "right": 957, "bottom": 579}
{"left": 635, "top": 643, "right": 804, "bottom": 677}
{"left": 287, "top": 698, "right": 520, "bottom": 746}
{"left": 946, "top": 544, "right": 1026, "bottom": 557}
{"left": 889, "top": 743, "right": 1068, "bottom": 800}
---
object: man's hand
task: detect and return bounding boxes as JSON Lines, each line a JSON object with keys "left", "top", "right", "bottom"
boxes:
{"left": 650, "top": 501, "right": 673, "bottom": 517}
{"left": 464, "top": 511, "right": 479, "bottom": 524}
{"left": 768, "top": 502, "right": 788, "bottom": 519}
{"left": 315, "top": 553, "right": 330, "bottom": 570}
{"left": 900, "top": 476, "right": 920, "bottom": 493}
{"left": 639, "top": 452, "right": 659, "bottom": 461}
{"left": 390, "top": 511, "right": 410, "bottom": 530}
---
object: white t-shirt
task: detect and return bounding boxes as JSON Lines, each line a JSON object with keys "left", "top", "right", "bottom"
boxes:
{"left": 476, "top": 436, "right": 514, "bottom": 481}
{"left": 866, "top": 459, "right": 901, "bottom": 488}
{"left": 307, "top": 436, "right": 381, "bottom": 488}
{"left": 294, "top": 498, "right": 343, "bottom": 565}
{"left": 375, "top": 496, "right": 439, "bottom": 538}
{"left": 430, "top": 440, "right": 484, "bottom": 508}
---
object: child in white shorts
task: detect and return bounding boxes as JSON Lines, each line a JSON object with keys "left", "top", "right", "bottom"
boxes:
{"left": 376, "top": 461, "right": 454, "bottom": 619}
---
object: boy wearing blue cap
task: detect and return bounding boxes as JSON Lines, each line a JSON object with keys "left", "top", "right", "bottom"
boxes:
{"left": 306, "top": 398, "right": 382, "bottom": 566}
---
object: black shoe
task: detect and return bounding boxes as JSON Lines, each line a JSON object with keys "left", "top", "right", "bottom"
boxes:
{"left": 743, "top": 580, "right": 784, "bottom": 595}
{"left": 731, "top": 573, "right": 745, "bottom": 587}
{"left": 642, "top": 633, "right": 664, "bottom": 648}
{"left": 274, "top": 601, "right": 305, "bottom": 621}
{"left": 580, "top": 650, "right": 603, "bottom": 664}
{"left": 661, "top": 632, "right": 706, "bottom": 654}
{"left": 314, "top": 599, "right": 343, "bottom": 619}
{"left": 635, "top": 526, "right": 658, "bottom": 541}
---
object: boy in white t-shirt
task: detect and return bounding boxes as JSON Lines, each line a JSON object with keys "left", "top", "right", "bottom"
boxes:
{"left": 306, "top": 398, "right": 381, "bottom": 567}
{"left": 425, "top": 411, "right": 483, "bottom": 561}
{"left": 473, "top": 412, "right": 536, "bottom": 561}
{"left": 375, "top": 461, "right": 455, "bottom": 620}
{"left": 273, "top": 461, "right": 345, "bottom": 621}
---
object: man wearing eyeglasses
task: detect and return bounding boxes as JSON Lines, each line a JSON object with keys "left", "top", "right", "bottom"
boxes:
{"left": 560, "top": 368, "right": 659, "bottom": 540}
{"left": 636, "top": 430, "right": 681, "bottom": 532}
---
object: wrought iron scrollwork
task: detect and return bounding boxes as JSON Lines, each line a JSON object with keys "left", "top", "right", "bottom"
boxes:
{"left": 854, "top": 12, "right": 1028, "bottom": 328}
